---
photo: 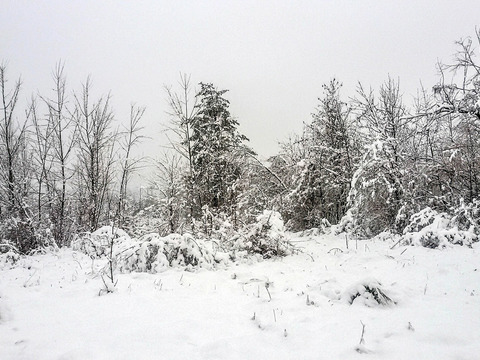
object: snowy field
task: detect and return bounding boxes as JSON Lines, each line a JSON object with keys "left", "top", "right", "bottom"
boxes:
{"left": 1, "top": 234, "right": 479, "bottom": 360}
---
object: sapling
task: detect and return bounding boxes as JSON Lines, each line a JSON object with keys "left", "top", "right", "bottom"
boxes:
{"left": 99, "top": 227, "right": 118, "bottom": 295}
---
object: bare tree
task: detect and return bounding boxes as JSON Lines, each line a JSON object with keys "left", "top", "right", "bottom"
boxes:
{"left": 29, "top": 96, "right": 54, "bottom": 223}
{"left": 34, "top": 63, "right": 79, "bottom": 244}
{"left": 116, "top": 104, "right": 145, "bottom": 228}
{"left": 0, "top": 63, "right": 38, "bottom": 252}
{"left": 0, "top": 62, "right": 26, "bottom": 215}
{"left": 164, "top": 73, "right": 199, "bottom": 224}
{"left": 74, "top": 77, "right": 117, "bottom": 232}
{"left": 164, "top": 74, "right": 198, "bottom": 174}
{"left": 432, "top": 28, "right": 480, "bottom": 203}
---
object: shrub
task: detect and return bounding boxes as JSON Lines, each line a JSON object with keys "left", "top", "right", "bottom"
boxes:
{"left": 115, "top": 233, "right": 215, "bottom": 273}
{"left": 451, "top": 199, "right": 480, "bottom": 234}
{"left": 401, "top": 206, "right": 479, "bottom": 248}
{"left": 0, "top": 214, "right": 57, "bottom": 254}
{"left": 0, "top": 217, "right": 37, "bottom": 254}
{"left": 231, "top": 210, "right": 293, "bottom": 259}
{"left": 343, "top": 279, "right": 395, "bottom": 306}
{"left": 72, "top": 226, "right": 130, "bottom": 258}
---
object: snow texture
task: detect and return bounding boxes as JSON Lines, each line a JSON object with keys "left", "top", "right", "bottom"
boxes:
{"left": 0, "top": 233, "right": 479, "bottom": 359}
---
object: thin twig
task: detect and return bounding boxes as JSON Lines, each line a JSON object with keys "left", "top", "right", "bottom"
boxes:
{"left": 359, "top": 321, "right": 366, "bottom": 345}
{"left": 265, "top": 283, "right": 272, "bottom": 301}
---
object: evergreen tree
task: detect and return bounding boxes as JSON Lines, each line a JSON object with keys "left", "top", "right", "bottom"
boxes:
{"left": 307, "top": 79, "right": 358, "bottom": 224}
{"left": 189, "top": 82, "right": 253, "bottom": 223}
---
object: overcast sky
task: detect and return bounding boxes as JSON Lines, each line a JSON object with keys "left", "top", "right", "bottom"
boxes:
{"left": 2, "top": 1, "right": 480, "bottom": 159}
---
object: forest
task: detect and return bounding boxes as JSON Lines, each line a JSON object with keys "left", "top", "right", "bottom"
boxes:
{"left": 1, "top": 29, "right": 479, "bottom": 257}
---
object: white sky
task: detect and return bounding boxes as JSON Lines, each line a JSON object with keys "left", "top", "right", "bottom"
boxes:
{"left": 2, "top": 0, "right": 480, "bottom": 159}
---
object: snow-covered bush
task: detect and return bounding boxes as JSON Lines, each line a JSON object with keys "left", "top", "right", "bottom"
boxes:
{"left": 333, "top": 208, "right": 355, "bottom": 235}
{"left": 195, "top": 206, "right": 234, "bottom": 240}
{"left": 116, "top": 233, "right": 215, "bottom": 273}
{"left": 300, "top": 218, "right": 332, "bottom": 237}
{"left": 0, "top": 214, "right": 58, "bottom": 254}
{"left": 401, "top": 207, "right": 479, "bottom": 248}
{"left": 31, "top": 226, "right": 58, "bottom": 253}
{"left": 0, "top": 216, "right": 37, "bottom": 254}
{"left": 73, "top": 225, "right": 216, "bottom": 272}
{"left": 0, "top": 249, "right": 21, "bottom": 269}
{"left": 231, "top": 210, "right": 293, "bottom": 259}
{"left": 123, "top": 203, "right": 177, "bottom": 238}
{"left": 343, "top": 279, "right": 395, "bottom": 307}
{"left": 72, "top": 226, "right": 131, "bottom": 258}
{"left": 403, "top": 207, "right": 443, "bottom": 233}
{"left": 451, "top": 199, "right": 480, "bottom": 234}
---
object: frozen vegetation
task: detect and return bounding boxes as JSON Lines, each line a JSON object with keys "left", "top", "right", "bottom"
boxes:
{"left": 1, "top": 26, "right": 480, "bottom": 360}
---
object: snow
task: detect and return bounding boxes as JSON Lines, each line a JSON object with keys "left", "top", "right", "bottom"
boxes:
{"left": 1, "top": 233, "right": 479, "bottom": 359}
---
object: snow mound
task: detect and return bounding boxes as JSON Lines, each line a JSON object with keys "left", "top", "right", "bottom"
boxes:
{"left": 343, "top": 278, "right": 396, "bottom": 307}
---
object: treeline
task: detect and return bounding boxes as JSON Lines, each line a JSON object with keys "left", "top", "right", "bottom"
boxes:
{"left": 0, "top": 63, "right": 145, "bottom": 252}
{"left": 1, "top": 29, "right": 480, "bottom": 253}
{"left": 152, "top": 29, "right": 480, "bottom": 240}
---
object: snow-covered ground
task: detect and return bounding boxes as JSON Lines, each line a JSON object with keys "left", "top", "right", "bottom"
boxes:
{"left": 1, "top": 233, "right": 479, "bottom": 360}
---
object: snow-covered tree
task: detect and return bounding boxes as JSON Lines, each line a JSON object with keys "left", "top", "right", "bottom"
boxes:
{"left": 275, "top": 80, "right": 359, "bottom": 230}
{"left": 432, "top": 28, "right": 480, "bottom": 204}
{"left": 189, "top": 82, "right": 253, "bottom": 223}
{"left": 348, "top": 78, "right": 411, "bottom": 235}
{"left": 149, "top": 153, "right": 187, "bottom": 235}
{"left": 0, "top": 63, "right": 38, "bottom": 252}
